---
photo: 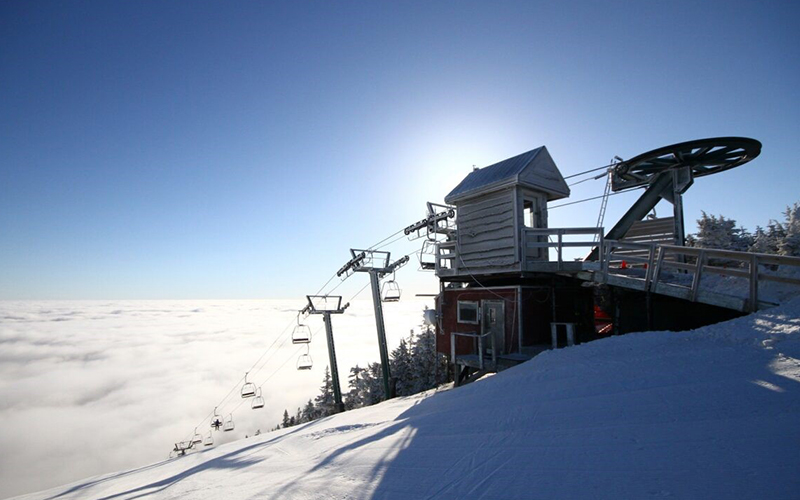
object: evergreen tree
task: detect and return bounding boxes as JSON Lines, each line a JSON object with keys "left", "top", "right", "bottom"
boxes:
{"left": 749, "top": 221, "right": 785, "bottom": 255}
{"left": 301, "top": 398, "right": 316, "bottom": 423}
{"left": 364, "top": 362, "right": 384, "bottom": 406}
{"left": 345, "top": 365, "right": 365, "bottom": 410}
{"left": 313, "top": 366, "right": 335, "bottom": 418}
{"left": 281, "top": 409, "right": 291, "bottom": 428}
{"left": 390, "top": 333, "right": 414, "bottom": 396}
{"left": 692, "top": 211, "right": 750, "bottom": 252}
{"left": 778, "top": 203, "right": 800, "bottom": 257}
{"left": 410, "top": 317, "right": 450, "bottom": 392}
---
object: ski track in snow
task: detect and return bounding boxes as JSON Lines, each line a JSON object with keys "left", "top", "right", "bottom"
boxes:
{"left": 11, "top": 300, "right": 800, "bottom": 500}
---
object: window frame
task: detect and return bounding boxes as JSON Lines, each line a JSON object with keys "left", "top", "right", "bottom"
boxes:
{"left": 457, "top": 300, "right": 479, "bottom": 324}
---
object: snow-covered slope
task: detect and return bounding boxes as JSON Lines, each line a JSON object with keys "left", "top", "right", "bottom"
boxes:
{"left": 16, "top": 301, "right": 800, "bottom": 500}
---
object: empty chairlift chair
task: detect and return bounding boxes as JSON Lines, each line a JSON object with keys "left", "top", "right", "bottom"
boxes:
{"left": 251, "top": 387, "right": 265, "bottom": 409}
{"left": 381, "top": 273, "right": 402, "bottom": 302}
{"left": 192, "top": 428, "right": 203, "bottom": 445}
{"left": 418, "top": 240, "right": 437, "bottom": 271}
{"left": 241, "top": 372, "right": 256, "bottom": 398}
{"left": 203, "top": 431, "right": 214, "bottom": 447}
{"left": 223, "top": 414, "right": 235, "bottom": 432}
{"left": 292, "top": 314, "right": 312, "bottom": 344}
{"left": 297, "top": 350, "right": 313, "bottom": 370}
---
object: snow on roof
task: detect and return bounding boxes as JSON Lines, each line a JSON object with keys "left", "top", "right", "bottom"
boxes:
{"left": 444, "top": 146, "right": 570, "bottom": 204}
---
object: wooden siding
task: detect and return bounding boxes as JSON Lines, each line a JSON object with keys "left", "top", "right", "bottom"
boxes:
{"left": 456, "top": 189, "right": 518, "bottom": 270}
{"left": 437, "top": 287, "right": 520, "bottom": 357}
{"left": 516, "top": 146, "right": 570, "bottom": 200}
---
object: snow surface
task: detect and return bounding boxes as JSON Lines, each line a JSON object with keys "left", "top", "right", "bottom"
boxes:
{"left": 0, "top": 299, "right": 432, "bottom": 498}
{"left": 13, "top": 300, "right": 800, "bottom": 500}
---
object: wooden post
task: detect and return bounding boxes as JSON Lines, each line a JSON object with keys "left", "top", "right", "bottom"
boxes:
{"left": 690, "top": 250, "right": 706, "bottom": 302}
{"left": 749, "top": 254, "right": 759, "bottom": 312}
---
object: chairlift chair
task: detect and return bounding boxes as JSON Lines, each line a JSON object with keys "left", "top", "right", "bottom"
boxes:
{"left": 223, "top": 414, "right": 234, "bottom": 432}
{"left": 419, "top": 240, "right": 436, "bottom": 271}
{"left": 203, "top": 431, "right": 214, "bottom": 446}
{"left": 173, "top": 441, "right": 193, "bottom": 456}
{"left": 192, "top": 428, "right": 203, "bottom": 445}
{"left": 241, "top": 372, "right": 256, "bottom": 398}
{"left": 297, "top": 353, "right": 313, "bottom": 370}
{"left": 210, "top": 407, "right": 223, "bottom": 430}
{"left": 251, "top": 387, "right": 265, "bottom": 409}
{"left": 292, "top": 313, "right": 312, "bottom": 344}
{"left": 381, "top": 274, "right": 401, "bottom": 302}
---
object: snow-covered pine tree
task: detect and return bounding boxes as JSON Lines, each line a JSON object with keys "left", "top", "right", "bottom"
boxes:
{"left": 693, "top": 211, "right": 750, "bottom": 252}
{"left": 778, "top": 203, "right": 800, "bottom": 257}
{"left": 410, "top": 315, "right": 450, "bottom": 392}
{"left": 749, "top": 220, "right": 785, "bottom": 255}
{"left": 345, "top": 365, "right": 365, "bottom": 410}
{"left": 364, "top": 362, "right": 384, "bottom": 406}
{"left": 692, "top": 211, "right": 752, "bottom": 266}
{"left": 389, "top": 333, "right": 414, "bottom": 397}
{"left": 301, "top": 399, "right": 316, "bottom": 423}
{"left": 282, "top": 409, "right": 291, "bottom": 428}
{"left": 313, "top": 366, "right": 335, "bottom": 418}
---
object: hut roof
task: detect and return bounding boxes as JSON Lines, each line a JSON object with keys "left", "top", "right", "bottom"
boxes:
{"left": 444, "top": 146, "right": 570, "bottom": 204}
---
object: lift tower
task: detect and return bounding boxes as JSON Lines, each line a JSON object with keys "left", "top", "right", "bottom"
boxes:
{"left": 337, "top": 249, "right": 409, "bottom": 400}
{"left": 303, "top": 295, "right": 349, "bottom": 414}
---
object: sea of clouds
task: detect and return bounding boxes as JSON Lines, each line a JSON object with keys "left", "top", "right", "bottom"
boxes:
{"left": 0, "top": 298, "right": 432, "bottom": 498}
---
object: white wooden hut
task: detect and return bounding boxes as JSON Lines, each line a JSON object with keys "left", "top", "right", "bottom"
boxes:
{"left": 438, "top": 146, "right": 570, "bottom": 277}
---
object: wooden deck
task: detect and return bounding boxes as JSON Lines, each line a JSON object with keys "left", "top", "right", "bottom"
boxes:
{"left": 439, "top": 229, "right": 800, "bottom": 314}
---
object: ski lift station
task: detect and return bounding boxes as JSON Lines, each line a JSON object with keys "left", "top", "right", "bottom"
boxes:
{"left": 421, "top": 138, "right": 800, "bottom": 385}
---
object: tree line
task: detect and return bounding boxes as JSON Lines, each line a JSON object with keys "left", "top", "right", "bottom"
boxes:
{"left": 687, "top": 202, "right": 800, "bottom": 257}
{"left": 275, "top": 314, "right": 449, "bottom": 430}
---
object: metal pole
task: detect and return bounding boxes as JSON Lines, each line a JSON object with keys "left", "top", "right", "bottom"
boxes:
{"left": 322, "top": 312, "right": 345, "bottom": 413}
{"left": 369, "top": 269, "right": 392, "bottom": 400}
{"left": 672, "top": 190, "right": 685, "bottom": 247}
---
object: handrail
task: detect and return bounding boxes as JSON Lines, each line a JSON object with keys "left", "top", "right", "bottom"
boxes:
{"left": 450, "top": 330, "right": 496, "bottom": 371}
{"left": 523, "top": 227, "right": 604, "bottom": 270}
{"left": 435, "top": 240, "right": 457, "bottom": 274}
{"left": 601, "top": 240, "right": 800, "bottom": 312}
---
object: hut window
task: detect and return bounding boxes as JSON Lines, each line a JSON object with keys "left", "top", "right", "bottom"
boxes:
{"left": 523, "top": 198, "right": 539, "bottom": 228}
{"left": 457, "top": 301, "right": 479, "bottom": 324}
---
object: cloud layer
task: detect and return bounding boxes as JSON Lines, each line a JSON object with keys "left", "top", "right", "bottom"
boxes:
{"left": 0, "top": 298, "right": 431, "bottom": 498}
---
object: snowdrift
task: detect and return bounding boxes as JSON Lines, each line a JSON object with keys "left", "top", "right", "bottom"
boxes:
{"left": 16, "top": 301, "right": 800, "bottom": 500}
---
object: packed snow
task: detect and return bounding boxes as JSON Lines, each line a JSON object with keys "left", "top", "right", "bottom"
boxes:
{"left": 0, "top": 299, "right": 432, "bottom": 498}
{"left": 12, "top": 299, "right": 800, "bottom": 499}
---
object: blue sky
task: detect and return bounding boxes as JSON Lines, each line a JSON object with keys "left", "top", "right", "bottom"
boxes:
{"left": 1, "top": 0, "right": 798, "bottom": 299}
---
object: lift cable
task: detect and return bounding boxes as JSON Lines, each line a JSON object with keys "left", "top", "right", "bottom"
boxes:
{"left": 367, "top": 228, "right": 406, "bottom": 251}
{"left": 181, "top": 227, "right": 409, "bottom": 444}
{"left": 562, "top": 161, "right": 616, "bottom": 180}
{"left": 567, "top": 170, "right": 609, "bottom": 187}
{"left": 373, "top": 233, "right": 411, "bottom": 252}
{"left": 224, "top": 279, "right": 373, "bottom": 419}
{"left": 548, "top": 190, "right": 631, "bottom": 210}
